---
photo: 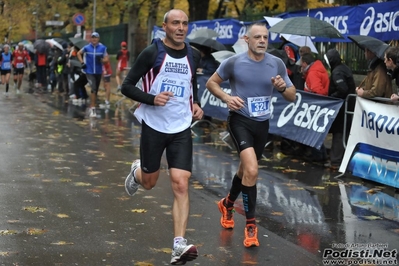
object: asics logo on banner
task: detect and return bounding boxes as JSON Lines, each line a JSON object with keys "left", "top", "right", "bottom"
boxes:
{"left": 314, "top": 11, "right": 348, "bottom": 34}
{"left": 214, "top": 22, "right": 233, "bottom": 39}
{"left": 190, "top": 24, "right": 208, "bottom": 33}
{"left": 238, "top": 25, "right": 247, "bottom": 38}
{"left": 200, "top": 86, "right": 230, "bottom": 108}
{"left": 162, "top": 78, "right": 176, "bottom": 84}
{"left": 360, "top": 7, "right": 399, "bottom": 35}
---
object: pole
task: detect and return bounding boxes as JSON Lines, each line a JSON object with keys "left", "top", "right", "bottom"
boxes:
{"left": 93, "top": 0, "right": 96, "bottom": 32}
{"left": 35, "top": 15, "right": 38, "bottom": 41}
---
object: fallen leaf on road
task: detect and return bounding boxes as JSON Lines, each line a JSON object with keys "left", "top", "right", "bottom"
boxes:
{"left": 362, "top": 215, "right": 382, "bottom": 220}
{"left": 365, "top": 188, "right": 381, "bottom": 194}
{"left": 312, "top": 186, "right": 325, "bottom": 190}
{"left": 271, "top": 211, "right": 284, "bottom": 216}
{"left": 23, "top": 206, "right": 47, "bottom": 213}
{"left": 0, "top": 230, "right": 18, "bottom": 235}
{"left": 74, "top": 182, "right": 92, "bottom": 187}
{"left": 56, "top": 214, "right": 69, "bottom": 218}
{"left": 131, "top": 209, "right": 147, "bottom": 213}
{"left": 26, "top": 228, "right": 47, "bottom": 235}
{"left": 51, "top": 241, "right": 74, "bottom": 245}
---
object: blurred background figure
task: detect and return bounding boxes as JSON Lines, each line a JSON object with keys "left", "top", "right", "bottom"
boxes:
{"left": 195, "top": 46, "right": 219, "bottom": 75}
{"left": 115, "top": 41, "right": 130, "bottom": 92}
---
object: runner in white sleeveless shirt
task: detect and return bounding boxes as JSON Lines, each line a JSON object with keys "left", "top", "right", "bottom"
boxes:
{"left": 121, "top": 9, "right": 203, "bottom": 265}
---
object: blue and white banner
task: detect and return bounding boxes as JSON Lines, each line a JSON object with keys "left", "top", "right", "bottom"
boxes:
{"left": 340, "top": 97, "right": 399, "bottom": 188}
{"left": 197, "top": 74, "right": 343, "bottom": 149}
{"left": 153, "top": 2, "right": 399, "bottom": 45}
{"left": 278, "top": 1, "right": 399, "bottom": 42}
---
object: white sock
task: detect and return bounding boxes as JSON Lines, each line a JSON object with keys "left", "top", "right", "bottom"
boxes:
{"left": 173, "top": 237, "right": 184, "bottom": 249}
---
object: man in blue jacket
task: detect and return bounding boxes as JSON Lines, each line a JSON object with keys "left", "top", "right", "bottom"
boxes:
{"left": 77, "top": 32, "right": 108, "bottom": 118}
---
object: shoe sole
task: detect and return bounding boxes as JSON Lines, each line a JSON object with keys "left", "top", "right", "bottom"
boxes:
{"left": 171, "top": 245, "right": 198, "bottom": 265}
{"left": 244, "top": 241, "right": 260, "bottom": 248}
{"left": 218, "top": 200, "right": 234, "bottom": 229}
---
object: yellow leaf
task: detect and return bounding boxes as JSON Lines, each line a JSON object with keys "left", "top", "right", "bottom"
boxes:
{"left": 51, "top": 241, "right": 74, "bottom": 245}
{"left": 365, "top": 188, "right": 381, "bottom": 195}
{"left": 348, "top": 181, "right": 363, "bottom": 186}
{"left": 74, "top": 182, "right": 92, "bottom": 187}
{"left": 56, "top": 214, "right": 69, "bottom": 218}
{"left": 0, "top": 230, "right": 18, "bottom": 235}
{"left": 87, "top": 171, "right": 101, "bottom": 176}
{"left": 271, "top": 211, "right": 284, "bottom": 216}
{"left": 362, "top": 215, "right": 382, "bottom": 220}
{"left": 23, "top": 206, "right": 47, "bottom": 213}
{"left": 131, "top": 209, "right": 147, "bottom": 213}
{"left": 26, "top": 228, "right": 47, "bottom": 235}
{"left": 312, "top": 186, "right": 325, "bottom": 190}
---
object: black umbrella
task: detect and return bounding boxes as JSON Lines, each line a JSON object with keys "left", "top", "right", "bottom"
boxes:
{"left": 267, "top": 47, "right": 290, "bottom": 65}
{"left": 69, "top": 37, "right": 89, "bottom": 50}
{"left": 347, "top": 35, "right": 389, "bottom": 60}
{"left": 269, "top": 17, "right": 344, "bottom": 39}
{"left": 33, "top": 39, "right": 51, "bottom": 54}
{"left": 189, "top": 37, "right": 226, "bottom": 51}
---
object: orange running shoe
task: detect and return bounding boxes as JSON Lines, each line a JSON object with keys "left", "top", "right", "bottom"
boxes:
{"left": 243, "top": 225, "right": 259, "bottom": 248}
{"left": 217, "top": 198, "right": 235, "bottom": 229}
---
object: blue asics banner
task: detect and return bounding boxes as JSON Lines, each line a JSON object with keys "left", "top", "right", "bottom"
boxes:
{"left": 278, "top": 1, "right": 399, "bottom": 42}
{"left": 197, "top": 74, "right": 344, "bottom": 149}
{"left": 154, "top": 2, "right": 399, "bottom": 44}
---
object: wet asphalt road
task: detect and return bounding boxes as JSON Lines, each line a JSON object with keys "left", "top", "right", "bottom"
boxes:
{"left": 0, "top": 82, "right": 398, "bottom": 266}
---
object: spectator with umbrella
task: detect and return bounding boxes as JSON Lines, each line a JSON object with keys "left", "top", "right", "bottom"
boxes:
{"left": 348, "top": 35, "right": 392, "bottom": 99}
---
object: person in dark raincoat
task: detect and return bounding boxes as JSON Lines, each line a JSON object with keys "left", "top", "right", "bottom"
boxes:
{"left": 324, "top": 48, "right": 356, "bottom": 169}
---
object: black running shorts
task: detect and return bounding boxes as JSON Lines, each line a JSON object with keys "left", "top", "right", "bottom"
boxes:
{"left": 140, "top": 121, "right": 193, "bottom": 173}
{"left": 227, "top": 112, "right": 270, "bottom": 160}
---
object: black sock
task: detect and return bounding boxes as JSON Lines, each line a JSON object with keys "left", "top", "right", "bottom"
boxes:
{"left": 225, "top": 174, "right": 242, "bottom": 208}
{"left": 242, "top": 184, "right": 257, "bottom": 226}
{"left": 6, "top": 84, "right": 9, "bottom": 92}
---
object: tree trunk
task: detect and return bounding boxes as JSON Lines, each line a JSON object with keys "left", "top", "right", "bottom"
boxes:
{"left": 187, "top": 0, "right": 209, "bottom": 21}
{"left": 147, "top": 0, "right": 160, "bottom": 44}
{"left": 127, "top": 4, "right": 141, "bottom": 63}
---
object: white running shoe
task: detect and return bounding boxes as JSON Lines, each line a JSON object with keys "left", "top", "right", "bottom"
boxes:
{"left": 125, "top": 159, "right": 141, "bottom": 196}
{"left": 16, "top": 89, "right": 20, "bottom": 94}
{"left": 89, "top": 108, "right": 96, "bottom": 118}
{"left": 170, "top": 238, "right": 198, "bottom": 265}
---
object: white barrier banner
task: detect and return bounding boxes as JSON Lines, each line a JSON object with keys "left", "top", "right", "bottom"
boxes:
{"left": 340, "top": 97, "right": 399, "bottom": 188}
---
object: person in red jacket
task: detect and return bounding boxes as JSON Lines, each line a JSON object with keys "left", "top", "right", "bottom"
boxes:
{"left": 299, "top": 52, "right": 329, "bottom": 162}
{"left": 12, "top": 42, "right": 31, "bottom": 94}
{"left": 115, "top": 41, "right": 130, "bottom": 91}
{"left": 300, "top": 53, "right": 329, "bottom": 96}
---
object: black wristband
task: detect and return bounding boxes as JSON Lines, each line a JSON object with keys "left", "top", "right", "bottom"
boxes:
{"left": 278, "top": 87, "right": 286, "bottom": 93}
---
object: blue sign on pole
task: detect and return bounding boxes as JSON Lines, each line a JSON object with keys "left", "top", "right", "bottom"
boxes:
{"left": 73, "top": 13, "right": 85, "bottom": 26}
